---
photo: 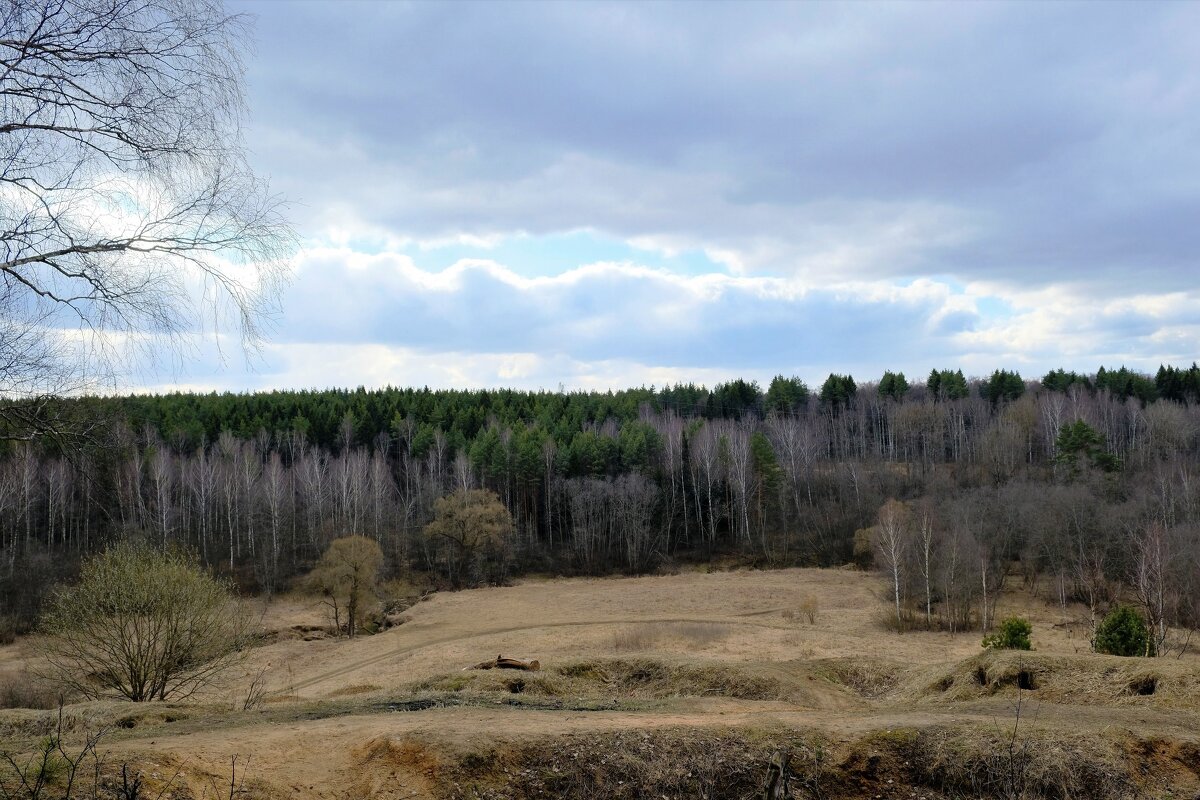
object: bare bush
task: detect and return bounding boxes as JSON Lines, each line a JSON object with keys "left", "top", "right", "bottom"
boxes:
{"left": 241, "top": 668, "right": 270, "bottom": 712}
{"left": 37, "top": 541, "right": 250, "bottom": 702}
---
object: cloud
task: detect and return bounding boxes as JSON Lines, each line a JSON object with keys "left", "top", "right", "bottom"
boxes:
{"left": 277, "top": 247, "right": 972, "bottom": 369}
{"left": 131, "top": 1, "right": 1200, "bottom": 393}
{"left": 125, "top": 247, "right": 1174, "bottom": 393}
{"left": 237, "top": 1, "right": 1200, "bottom": 296}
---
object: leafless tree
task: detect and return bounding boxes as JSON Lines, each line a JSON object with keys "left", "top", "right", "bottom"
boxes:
{"left": 261, "top": 449, "right": 286, "bottom": 592}
{"left": 874, "top": 498, "right": 913, "bottom": 625}
{"left": 1132, "top": 521, "right": 1178, "bottom": 656}
{"left": 722, "top": 421, "right": 753, "bottom": 546}
{"left": 0, "top": 0, "right": 292, "bottom": 431}
{"left": 612, "top": 472, "right": 660, "bottom": 572}
{"left": 690, "top": 421, "right": 723, "bottom": 548}
{"left": 916, "top": 500, "right": 937, "bottom": 625}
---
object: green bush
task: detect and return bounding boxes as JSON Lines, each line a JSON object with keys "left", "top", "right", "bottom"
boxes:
{"left": 1094, "top": 605, "right": 1153, "bottom": 657}
{"left": 982, "top": 616, "right": 1032, "bottom": 650}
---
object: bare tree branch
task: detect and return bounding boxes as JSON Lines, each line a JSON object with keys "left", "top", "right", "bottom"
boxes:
{"left": 0, "top": 0, "right": 293, "bottom": 436}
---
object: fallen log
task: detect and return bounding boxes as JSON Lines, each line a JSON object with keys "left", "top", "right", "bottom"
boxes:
{"left": 465, "top": 654, "right": 541, "bottom": 672}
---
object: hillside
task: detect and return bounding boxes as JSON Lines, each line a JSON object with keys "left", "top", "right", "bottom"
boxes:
{"left": 2, "top": 567, "right": 1198, "bottom": 799}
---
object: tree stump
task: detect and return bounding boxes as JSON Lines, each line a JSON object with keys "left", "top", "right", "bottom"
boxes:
{"left": 763, "top": 750, "right": 790, "bottom": 799}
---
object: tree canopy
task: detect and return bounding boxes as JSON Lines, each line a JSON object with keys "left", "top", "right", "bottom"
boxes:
{"left": 878, "top": 371, "right": 910, "bottom": 401}
{"left": 424, "top": 489, "right": 514, "bottom": 588}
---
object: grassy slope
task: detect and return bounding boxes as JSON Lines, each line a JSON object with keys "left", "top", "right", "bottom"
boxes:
{"left": 2, "top": 567, "right": 1199, "bottom": 798}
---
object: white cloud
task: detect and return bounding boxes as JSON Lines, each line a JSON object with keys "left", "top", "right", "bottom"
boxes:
{"left": 169, "top": 246, "right": 1187, "bottom": 390}
{"left": 160, "top": 2, "right": 1200, "bottom": 392}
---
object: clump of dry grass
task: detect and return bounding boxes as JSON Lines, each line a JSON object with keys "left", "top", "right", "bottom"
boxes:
{"left": 576, "top": 659, "right": 780, "bottom": 700}
{"left": 610, "top": 626, "right": 656, "bottom": 651}
{"left": 324, "top": 683, "right": 382, "bottom": 698}
{"left": 0, "top": 702, "right": 198, "bottom": 742}
{"left": 405, "top": 720, "right": 1155, "bottom": 800}
{"left": 420, "top": 726, "right": 829, "bottom": 800}
{"left": 0, "top": 671, "right": 62, "bottom": 710}
{"left": 610, "top": 621, "right": 730, "bottom": 652}
{"left": 820, "top": 658, "right": 910, "bottom": 699}
{"left": 907, "top": 723, "right": 1137, "bottom": 800}
{"left": 919, "top": 650, "right": 1200, "bottom": 709}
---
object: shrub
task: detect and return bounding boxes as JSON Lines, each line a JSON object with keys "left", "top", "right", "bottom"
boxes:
{"left": 38, "top": 541, "right": 250, "bottom": 701}
{"left": 1094, "top": 605, "right": 1153, "bottom": 657}
{"left": 982, "top": 616, "right": 1033, "bottom": 651}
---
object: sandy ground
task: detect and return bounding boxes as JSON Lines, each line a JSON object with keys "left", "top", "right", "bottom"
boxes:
{"left": 2, "top": 567, "right": 1197, "bottom": 799}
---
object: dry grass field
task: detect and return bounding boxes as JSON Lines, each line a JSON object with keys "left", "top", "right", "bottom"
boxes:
{"left": 3, "top": 567, "right": 1199, "bottom": 799}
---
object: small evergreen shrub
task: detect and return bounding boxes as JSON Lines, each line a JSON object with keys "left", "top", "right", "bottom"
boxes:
{"left": 982, "top": 616, "right": 1032, "bottom": 650}
{"left": 1094, "top": 605, "right": 1153, "bottom": 657}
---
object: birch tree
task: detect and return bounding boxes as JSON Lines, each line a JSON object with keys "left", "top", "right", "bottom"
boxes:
{"left": 874, "top": 499, "right": 913, "bottom": 625}
{"left": 0, "top": 0, "right": 292, "bottom": 435}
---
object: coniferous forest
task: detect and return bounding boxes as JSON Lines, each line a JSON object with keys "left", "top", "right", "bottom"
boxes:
{"left": 3, "top": 364, "right": 1200, "bottom": 642}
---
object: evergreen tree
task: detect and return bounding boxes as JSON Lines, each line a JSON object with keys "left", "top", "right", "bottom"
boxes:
{"left": 927, "top": 368, "right": 968, "bottom": 400}
{"left": 878, "top": 371, "right": 910, "bottom": 401}
{"left": 765, "top": 376, "right": 810, "bottom": 415}
{"left": 1055, "top": 419, "right": 1119, "bottom": 475}
{"left": 819, "top": 374, "right": 857, "bottom": 411}
{"left": 1041, "top": 368, "right": 1088, "bottom": 393}
{"left": 980, "top": 369, "right": 1024, "bottom": 404}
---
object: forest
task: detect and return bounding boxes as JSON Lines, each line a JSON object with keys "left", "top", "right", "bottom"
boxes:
{"left": 2, "top": 363, "right": 1200, "bottom": 648}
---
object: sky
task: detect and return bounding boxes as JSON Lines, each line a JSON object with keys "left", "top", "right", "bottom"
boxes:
{"left": 164, "top": 0, "right": 1200, "bottom": 393}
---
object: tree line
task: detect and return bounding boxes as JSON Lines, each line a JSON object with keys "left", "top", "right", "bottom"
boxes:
{"left": 2, "top": 364, "right": 1200, "bottom": 644}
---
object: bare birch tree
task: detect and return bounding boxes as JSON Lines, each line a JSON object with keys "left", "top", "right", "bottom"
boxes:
{"left": 0, "top": 0, "right": 291, "bottom": 431}
{"left": 874, "top": 498, "right": 913, "bottom": 625}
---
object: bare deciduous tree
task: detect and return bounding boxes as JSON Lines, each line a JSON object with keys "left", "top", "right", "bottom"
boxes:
{"left": 874, "top": 498, "right": 913, "bottom": 625}
{"left": 308, "top": 535, "right": 383, "bottom": 637}
{"left": 0, "top": 0, "right": 291, "bottom": 429}
{"left": 1132, "top": 522, "right": 1177, "bottom": 656}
